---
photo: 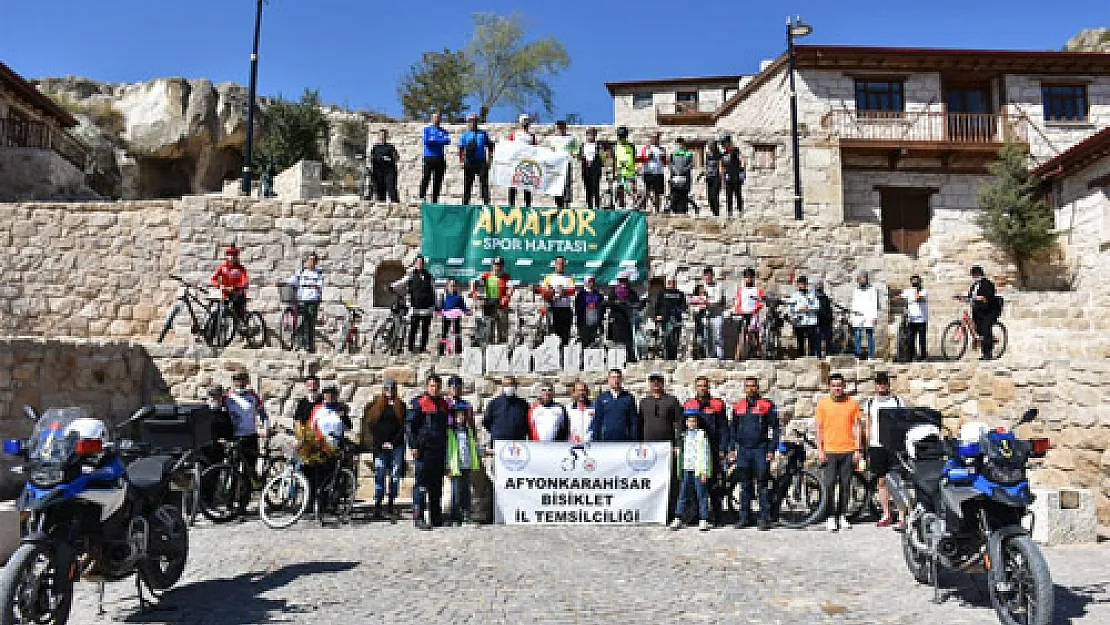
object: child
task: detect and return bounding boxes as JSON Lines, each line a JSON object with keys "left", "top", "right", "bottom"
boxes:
{"left": 446, "top": 384, "right": 480, "bottom": 525}
{"left": 437, "top": 278, "right": 470, "bottom": 355}
{"left": 670, "top": 408, "right": 712, "bottom": 531}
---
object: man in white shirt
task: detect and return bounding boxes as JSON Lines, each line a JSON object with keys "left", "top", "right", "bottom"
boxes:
{"left": 851, "top": 271, "right": 879, "bottom": 360}
{"left": 528, "top": 383, "right": 569, "bottom": 442}
{"left": 566, "top": 381, "right": 594, "bottom": 443}
{"left": 899, "top": 275, "right": 929, "bottom": 361}
{"left": 292, "top": 252, "right": 324, "bottom": 352}
{"left": 542, "top": 255, "right": 576, "bottom": 346}
{"left": 224, "top": 371, "right": 269, "bottom": 514}
{"left": 789, "top": 276, "right": 818, "bottom": 357}
{"left": 862, "top": 372, "right": 906, "bottom": 528}
{"left": 547, "top": 120, "right": 579, "bottom": 208}
{"left": 702, "top": 267, "right": 726, "bottom": 360}
{"left": 507, "top": 114, "right": 537, "bottom": 207}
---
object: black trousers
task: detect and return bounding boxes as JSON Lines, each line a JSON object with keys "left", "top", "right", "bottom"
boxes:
{"left": 409, "top": 313, "right": 431, "bottom": 352}
{"left": 419, "top": 156, "right": 445, "bottom": 203}
{"left": 583, "top": 169, "right": 602, "bottom": 209}
{"left": 795, "top": 325, "right": 815, "bottom": 357}
{"left": 551, "top": 307, "right": 573, "bottom": 346}
{"left": 974, "top": 312, "right": 996, "bottom": 359}
{"left": 507, "top": 188, "right": 532, "bottom": 207}
{"left": 413, "top": 455, "right": 445, "bottom": 526}
{"left": 823, "top": 452, "right": 854, "bottom": 520}
{"left": 236, "top": 434, "right": 260, "bottom": 511}
{"left": 705, "top": 176, "right": 721, "bottom": 216}
{"left": 669, "top": 187, "right": 690, "bottom": 214}
{"left": 908, "top": 322, "right": 928, "bottom": 360}
{"left": 373, "top": 168, "right": 399, "bottom": 202}
{"left": 462, "top": 162, "right": 490, "bottom": 205}
{"left": 725, "top": 181, "right": 743, "bottom": 214}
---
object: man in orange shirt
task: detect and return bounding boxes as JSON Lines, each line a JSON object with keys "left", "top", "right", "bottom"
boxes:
{"left": 815, "top": 372, "right": 862, "bottom": 532}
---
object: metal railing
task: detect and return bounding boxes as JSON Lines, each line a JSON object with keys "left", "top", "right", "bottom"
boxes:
{"left": 825, "top": 110, "right": 1028, "bottom": 145}
{"left": 0, "top": 117, "right": 89, "bottom": 169}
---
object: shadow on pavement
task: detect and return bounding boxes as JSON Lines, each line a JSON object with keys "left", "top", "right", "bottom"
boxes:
{"left": 1054, "top": 581, "right": 1110, "bottom": 624}
{"left": 923, "top": 571, "right": 1110, "bottom": 624}
{"left": 123, "top": 560, "right": 360, "bottom": 624}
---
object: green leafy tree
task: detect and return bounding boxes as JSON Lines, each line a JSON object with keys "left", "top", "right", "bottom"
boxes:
{"left": 397, "top": 49, "right": 472, "bottom": 123}
{"left": 465, "top": 12, "right": 570, "bottom": 121}
{"left": 255, "top": 89, "right": 330, "bottom": 172}
{"left": 976, "top": 142, "right": 1057, "bottom": 286}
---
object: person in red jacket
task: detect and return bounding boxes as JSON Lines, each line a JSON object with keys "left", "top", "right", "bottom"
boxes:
{"left": 471, "top": 257, "right": 514, "bottom": 344}
{"left": 210, "top": 246, "right": 250, "bottom": 317}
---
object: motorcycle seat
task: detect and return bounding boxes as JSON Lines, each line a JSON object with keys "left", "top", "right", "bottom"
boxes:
{"left": 126, "top": 455, "right": 176, "bottom": 491}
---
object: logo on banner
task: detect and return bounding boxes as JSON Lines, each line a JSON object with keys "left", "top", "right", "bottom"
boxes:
{"left": 510, "top": 159, "right": 543, "bottom": 190}
{"left": 500, "top": 442, "right": 531, "bottom": 471}
{"left": 626, "top": 444, "right": 658, "bottom": 472}
{"left": 560, "top": 444, "right": 597, "bottom": 472}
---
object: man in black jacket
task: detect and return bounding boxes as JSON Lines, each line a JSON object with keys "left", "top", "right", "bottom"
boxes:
{"left": 407, "top": 374, "right": 450, "bottom": 530}
{"left": 638, "top": 371, "right": 682, "bottom": 445}
{"left": 393, "top": 255, "right": 436, "bottom": 353}
{"left": 482, "top": 376, "right": 530, "bottom": 453}
{"left": 968, "top": 265, "right": 998, "bottom": 360}
{"left": 369, "top": 129, "right": 400, "bottom": 202}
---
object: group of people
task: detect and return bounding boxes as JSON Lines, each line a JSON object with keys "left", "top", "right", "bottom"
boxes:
{"left": 366, "top": 114, "right": 748, "bottom": 215}
{"left": 210, "top": 365, "right": 918, "bottom": 534}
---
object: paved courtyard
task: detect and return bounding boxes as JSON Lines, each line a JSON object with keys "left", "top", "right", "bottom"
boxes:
{"left": 73, "top": 519, "right": 1110, "bottom": 625}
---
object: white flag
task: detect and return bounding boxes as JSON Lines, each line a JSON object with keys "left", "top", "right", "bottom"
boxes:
{"left": 490, "top": 142, "right": 571, "bottom": 196}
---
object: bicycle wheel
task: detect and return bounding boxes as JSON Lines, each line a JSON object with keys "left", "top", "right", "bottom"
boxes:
{"left": 243, "top": 311, "right": 267, "bottom": 349}
{"left": 278, "top": 309, "right": 296, "bottom": 351}
{"left": 178, "top": 457, "right": 207, "bottom": 526}
{"left": 198, "top": 463, "right": 243, "bottom": 522}
{"left": 158, "top": 301, "right": 181, "bottom": 343}
{"left": 940, "top": 320, "right": 968, "bottom": 361}
{"left": 206, "top": 307, "right": 235, "bottom": 348}
{"left": 334, "top": 468, "right": 357, "bottom": 523}
{"left": 260, "top": 469, "right": 311, "bottom": 529}
{"left": 991, "top": 321, "right": 1008, "bottom": 359}
{"left": 369, "top": 319, "right": 393, "bottom": 354}
{"left": 777, "top": 470, "right": 826, "bottom": 529}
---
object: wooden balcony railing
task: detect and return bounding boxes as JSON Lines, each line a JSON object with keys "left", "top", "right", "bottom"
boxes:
{"left": 0, "top": 117, "right": 89, "bottom": 170}
{"left": 825, "top": 110, "right": 1028, "bottom": 146}
{"left": 655, "top": 101, "right": 717, "bottom": 125}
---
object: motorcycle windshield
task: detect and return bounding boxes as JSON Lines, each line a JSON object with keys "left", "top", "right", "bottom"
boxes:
{"left": 26, "top": 407, "right": 88, "bottom": 467}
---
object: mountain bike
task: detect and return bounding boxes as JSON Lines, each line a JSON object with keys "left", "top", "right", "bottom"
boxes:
{"left": 941, "top": 296, "right": 1007, "bottom": 360}
{"left": 690, "top": 306, "right": 710, "bottom": 360}
{"left": 470, "top": 296, "right": 497, "bottom": 348}
{"left": 197, "top": 438, "right": 253, "bottom": 522}
{"left": 276, "top": 281, "right": 308, "bottom": 351}
{"left": 209, "top": 291, "right": 267, "bottom": 349}
{"left": 725, "top": 431, "right": 826, "bottom": 528}
{"left": 158, "top": 274, "right": 220, "bottom": 345}
{"left": 437, "top": 308, "right": 465, "bottom": 355}
{"left": 260, "top": 438, "right": 310, "bottom": 529}
{"left": 370, "top": 290, "right": 408, "bottom": 355}
{"left": 760, "top": 298, "right": 788, "bottom": 361}
{"left": 734, "top": 312, "right": 762, "bottom": 360}
{"left": 336, "top": 301, "right": 365, "bottom": 354}
{"left": 828, "top": 303, "right": 855, "bottom": 355}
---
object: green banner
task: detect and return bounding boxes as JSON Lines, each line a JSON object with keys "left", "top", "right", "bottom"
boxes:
{"left": 421, "top": 203, "right": 648, "bottom": 286}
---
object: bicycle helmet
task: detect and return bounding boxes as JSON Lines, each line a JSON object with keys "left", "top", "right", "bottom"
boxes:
{"left": 447, "top": 375, "right": 463, "bottom": 388}
{"left": 225, "top": 245, "right": 240, "bottom": 256}
{"left": 718, "top": 134, "right": 732, "bottom": 144}
{"left": 616, "top": 126, "right": 629, "bottom": 139}
{"left": 742, "top": 267, "right": 755, "bottom": 278}
{"left": 207, "top": 385, "right": 225, "bottom": 398}
{"left": 321, "top": 385, "right": 339, "bottom": 396}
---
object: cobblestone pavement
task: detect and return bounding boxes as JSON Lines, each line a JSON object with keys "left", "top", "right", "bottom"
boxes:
{"left": 71, "top": 517, "right": 1110, "bottom": 625}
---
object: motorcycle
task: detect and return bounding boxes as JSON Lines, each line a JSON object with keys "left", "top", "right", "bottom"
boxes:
{"left": 0, "top": 406, "right": 189, "bottom": 624}
{"left": 884, "top": 406, "right": 1053, "bottom": 625}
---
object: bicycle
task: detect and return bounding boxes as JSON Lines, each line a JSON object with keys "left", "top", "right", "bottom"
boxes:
{"left": 828, "top": 303, "right": 856, "bottom": 355}
{"left": 157, "top": 274, "right": 220, "bottom": 345}
{"left": 209, "top": 290, "right": 267, "bottom": 349}
{"left": 608, "top": 172, "right": 648, "bottom": 211}
{"left": 724, "top": 431, "right": 826, "bottom": 529}
{"left": 259, "top": 438, "right": 310, "bottom": 529}
{"left": 336, "top": 301, "right": 365, "bottom": 354}
{"left": 759, "top": 298, "right": 789, "bottom": 361}
{"left": 649, "top": 316, "right": 681, "bottom": 360}
{"left": 941, "top": 296, "right": 1007, "bottom": 360}
{"left": 893, "top": 311, "right": 914, "bottom": 363}
{"left": 369, "top": 289, "right": 408, "bottom": 355}
{"left": 437, "top": 308, "right": 466, "bottom": 355}
{"left": 260, "top": 436, "right": 360, "bottom": 528}
{"left": 197, "top": 435, "right": 270, "bottom": 523}
{"left": 734, "top": 311, "right": 763, "bottom": 360}
{"left": 470, "top": 295, "right": 497, "bottom": 348}
{"left": 276, "top": 281, "right": 309, "bottom": 351}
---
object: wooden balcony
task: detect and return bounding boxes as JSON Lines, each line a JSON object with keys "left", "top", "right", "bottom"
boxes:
{"left": 825, "top": 110, "right": 1028, "bottom": 151}
{"left": 655, "top": 102, "right": 716, "bottom": 126}
{"left": 1, "top": 117, "right": 89, "bottom": 170}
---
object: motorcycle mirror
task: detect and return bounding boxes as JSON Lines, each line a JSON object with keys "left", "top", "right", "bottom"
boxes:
{"left": 22, "top": 405, "right": 38, "bottom": 422}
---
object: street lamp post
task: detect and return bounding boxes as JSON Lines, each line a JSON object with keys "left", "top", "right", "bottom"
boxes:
{"left": 787, "top": 16, "right": 812, "bottom": 220}
{"left": 241, "top": 0, "right": 265, "bottom": 196}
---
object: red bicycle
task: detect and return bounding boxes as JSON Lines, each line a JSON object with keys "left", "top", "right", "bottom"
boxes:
{"left": 940, "top": 296, "right": 1007, "bottom": 360}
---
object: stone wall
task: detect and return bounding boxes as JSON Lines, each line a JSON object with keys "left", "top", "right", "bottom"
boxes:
{"left": 1004, "top": 75, "right": 1110, "bottom": 162}
{"left": 1053, "top": 155, "right": 1110, "bottom": 293}
{"left": 0, "top": 148, "right": 91, "bottom": 202}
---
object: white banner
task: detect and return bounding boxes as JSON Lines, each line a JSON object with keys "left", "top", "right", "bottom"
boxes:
{"left": 493, "top": 441, "right": 671, "bottom": 525}
{"left": 490, "top": 143, "right": 571, "bottom": 195}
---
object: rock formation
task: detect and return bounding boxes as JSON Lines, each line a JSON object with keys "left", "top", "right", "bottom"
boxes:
{"left": 1064, "top": 27, "right": 1110, "bottom": 53}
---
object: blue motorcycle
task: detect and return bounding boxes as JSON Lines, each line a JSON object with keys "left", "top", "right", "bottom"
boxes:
{"left": 885, "top": 407, "right": 1053, "bottom": 625}
{"left": 0, "top": 406, "right": 189, "bottom": 624}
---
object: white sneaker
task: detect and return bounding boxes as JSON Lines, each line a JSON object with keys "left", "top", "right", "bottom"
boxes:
{"left": 839, "top": 516, "right": 852, "bottom": 529}
{"left": 699, "top": 520, "right": 710, "bottom": 532}
{"left": 826, "top": 517, "right": 839, "bottom": 532}
{"left": 669, "top": 518, "right": 684, "bottom": 531}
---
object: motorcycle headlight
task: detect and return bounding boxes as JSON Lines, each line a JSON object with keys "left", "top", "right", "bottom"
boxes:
{"left": 30, "top": 468, "right": 66, "bottom": 487}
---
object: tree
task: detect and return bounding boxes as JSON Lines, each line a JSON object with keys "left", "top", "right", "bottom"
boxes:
{"left": 465, "top": 12, "right": 570, "bottom": 121}
{"left": 397, "top": 49, "right": 472, "bottom": 123}
{"left": 256, "top": 89, "right": 330, "bottom": 172}
{"left": 976, "top": 142, "right": 1057, "bottom": 286}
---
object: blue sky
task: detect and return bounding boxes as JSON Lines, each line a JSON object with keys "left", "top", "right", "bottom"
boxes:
{"left": 1, "top": 1, "right": 1102, "bottom": 123}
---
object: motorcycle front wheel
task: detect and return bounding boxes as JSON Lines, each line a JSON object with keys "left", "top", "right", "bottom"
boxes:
{"left": 989, "top": 534, "right": 1053, "bottom": 625}
{"left": 0, "top": 542, "right": 74, "bottom": 625}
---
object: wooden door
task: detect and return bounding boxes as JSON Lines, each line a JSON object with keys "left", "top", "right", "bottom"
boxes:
{"left": 880, "top": 188, "right": 932, "bottom": 256}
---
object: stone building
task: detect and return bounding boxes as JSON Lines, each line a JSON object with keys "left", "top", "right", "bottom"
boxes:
{"left": 0, "top": 61, "right": 90, "bottom": 201}
{"left": 606, "top": 74, "right": 751, "bottom": 128}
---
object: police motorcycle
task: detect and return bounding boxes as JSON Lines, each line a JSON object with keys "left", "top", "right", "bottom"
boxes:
{"left": 0, "top": 406, "right": 189, "bottom": 624}
{"left": 884, "top": 407, "right": 1053, "bottom": 625}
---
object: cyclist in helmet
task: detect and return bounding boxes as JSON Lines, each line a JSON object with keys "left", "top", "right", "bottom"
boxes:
{"left": 613, "top": 127, "right": 637, "bottom": 209}
{"left": 210, "top": 245, "right": 249, "bottom": 318}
